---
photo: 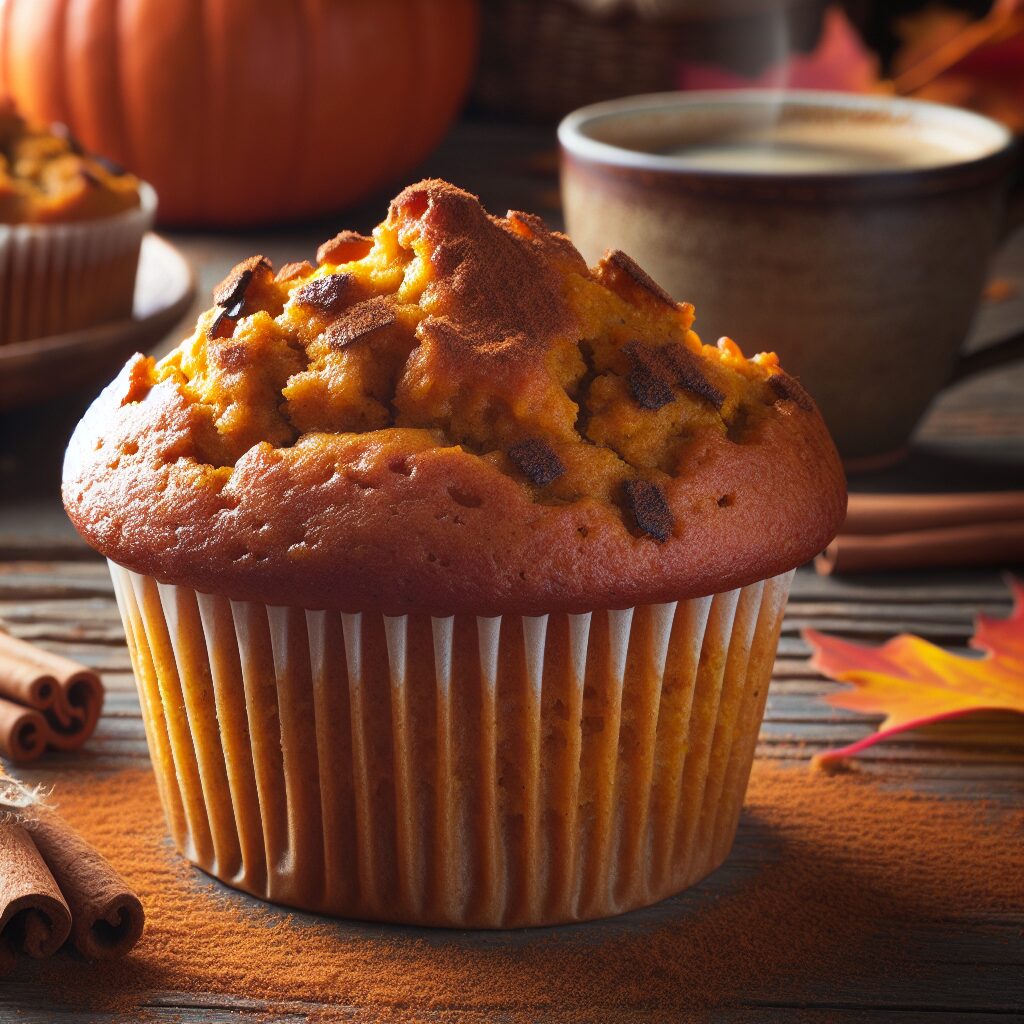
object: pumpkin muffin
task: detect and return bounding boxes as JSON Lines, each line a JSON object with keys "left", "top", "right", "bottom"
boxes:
{"left": 64, "top": 179, "right": 845, "bottom": 927}
{"left": 0, "top": 106, "right": 154, "bottom": 345}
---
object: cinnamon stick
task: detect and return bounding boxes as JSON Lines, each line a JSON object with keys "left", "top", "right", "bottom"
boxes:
{"left": 0, "top": 698, "right": 49, "bottom": 762}
{"left": 0, "top": 822, "right": 72, "bottom": 975}
{"left": 1, "top": 770, "right": 145, "bottom": 967}
{"left": 844, "top": 491, "right": 1024, "bottom": 535}
{"left": 26, "top": 809, "right": 145, "bottom": 960}
{"left": 816, "top": 520, "right": 1024, "bottom": 575}
{"left": 0, "top": 631, "right": 104, "bottom": 760}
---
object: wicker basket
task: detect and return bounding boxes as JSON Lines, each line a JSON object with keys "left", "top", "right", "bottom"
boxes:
{"left": 473, "top": 0, "right": 828, "bottom": 120}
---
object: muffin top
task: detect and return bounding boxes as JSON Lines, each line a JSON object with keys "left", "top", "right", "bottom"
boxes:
{"left": 63, "top": 179, "right": 845, "bottom": 615}
{"left": 0, "top": 107, "right": 140, "bottom": 224}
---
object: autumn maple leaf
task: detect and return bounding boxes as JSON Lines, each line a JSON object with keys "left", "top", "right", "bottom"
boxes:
{"left": 804, "top": 576, "right": 1024, "bottom": 768}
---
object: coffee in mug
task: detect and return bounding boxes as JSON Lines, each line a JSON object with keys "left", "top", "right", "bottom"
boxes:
{"left": 559, "top": 91, "right": 1023, "bottom": 464}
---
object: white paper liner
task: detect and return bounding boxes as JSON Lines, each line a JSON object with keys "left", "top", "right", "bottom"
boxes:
{"left": 0, "top": 183, "right": 155, "bottom": 345}
{"left": 108, "top": 561, "right": 794, "bottom": 927}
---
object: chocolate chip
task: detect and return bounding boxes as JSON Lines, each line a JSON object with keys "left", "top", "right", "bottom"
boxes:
{"left": 507, "top": 438, "right": 565, "bottom": 487}
{"left": 768, "top": 372, "right": 814, "bottom": 412}
{"left": 624, "top": 342, "right": 675, "bottom": 411}
{"left": 275, "top": 260, "right": 314, "bottom": 284}
{"left": 622, "top": 341, "right": 723, "bottom": 411}
{"left": 294, "top": 273, "right": 352, "bottom": 316}
{"left": 604, "top": 250, "right": 677, "bottom": 308}
{"left": 325, "top": 296, "right": 395, "bottom": 350}
{"left": 662, "top": 346, "right": 726, "bottom": 409}
{"left": 622, "top": 479, "right": 673, "bottom": 542}
{"left": 629, "top": 367, "right": 675, "bottom": 410}
{"left": 207, "top": 308, "right": 234, "bottom": 340}
{"left": 213, "top": 255, "right": 270, "bottom": 317}
{"left": 317, "top": 230, "right": 373, "bottom": 266}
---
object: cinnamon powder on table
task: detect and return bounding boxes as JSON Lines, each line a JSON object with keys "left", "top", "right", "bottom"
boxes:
{"left": 11, "top": 763, "right": 1023, "bottom": 1022}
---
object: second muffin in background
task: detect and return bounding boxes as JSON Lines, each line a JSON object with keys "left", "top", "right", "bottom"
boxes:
{"left": 63, "top": 180, "right": 845, "bottom": 927}
{"left": 0, "top": 107, "right": 153, "bottom": 346}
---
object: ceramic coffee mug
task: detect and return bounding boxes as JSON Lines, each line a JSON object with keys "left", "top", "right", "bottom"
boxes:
{"left": 559, "top": 91, "right": 1024, "bottom": 465}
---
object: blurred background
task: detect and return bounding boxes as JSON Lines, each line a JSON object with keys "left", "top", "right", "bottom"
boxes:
{"left": 473, "top": 0, "right": 1022, "bottom": 125}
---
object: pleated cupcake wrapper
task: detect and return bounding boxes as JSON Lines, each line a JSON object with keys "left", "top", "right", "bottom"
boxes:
{"left": 0, "top": 183, "right": 155, "bottom": 346}
{"left": 108, "top": 561, "right": 793, "bottom": 928}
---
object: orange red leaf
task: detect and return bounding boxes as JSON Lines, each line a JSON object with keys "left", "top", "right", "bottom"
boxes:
{"left": 804, "top": 576, "right": 1024, "bottom": 768}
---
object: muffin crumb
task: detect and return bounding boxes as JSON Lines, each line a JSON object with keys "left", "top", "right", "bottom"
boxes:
{"left": 318, "top": 230, "right": 373, "bottom": 266}
{"left": 276, "top": 260, "right": 314, "bottom": 284}
{"left": 600, "top": 249, "right": 679, "bottom": 309}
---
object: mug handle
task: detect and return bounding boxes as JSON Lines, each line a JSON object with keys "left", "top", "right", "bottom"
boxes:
{"left": 950, "top": 162, "right": 1024, "bottom": 384}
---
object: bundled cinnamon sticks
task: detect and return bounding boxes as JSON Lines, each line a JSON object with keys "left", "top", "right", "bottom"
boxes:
{"left": 0, "top": 630, "right": 104, "bottom": 762}
{"left": 816, "top": 491, "right": 1024, "bottom": 575}
{"left": 0, "top": 774, "right": 144, "bottom": 973}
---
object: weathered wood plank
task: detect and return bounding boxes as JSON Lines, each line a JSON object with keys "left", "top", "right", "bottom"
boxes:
{"left": 0, "top": 1002, "right": 1017, "bottom": 1024}
{"left": 2, "top": 1009, "right": 1020, "bottom": 1024}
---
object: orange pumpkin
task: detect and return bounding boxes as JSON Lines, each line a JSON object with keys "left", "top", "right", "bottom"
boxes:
{"left": 0, "top": 0, "right": 478, "bottom": 227}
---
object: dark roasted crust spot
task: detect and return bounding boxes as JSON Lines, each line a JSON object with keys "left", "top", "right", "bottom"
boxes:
{"left": 325, "top": 296, "right": 396, "bottom": 350}
{"left": 275, "top": 260, "right": 314, "bottom": 284}
{"left": 293, "top": 273, "right": 353, "bottom": 316}
{"left": 507, "top": 437, "right": 566, "bottom": 487}
{"left": 622, "top": 479, "right": 673, "bottom": 542}
{"left": 213, "top": 255, "right": 271, "bottom": 317}
{"left": 317, "top": 230, "right": 373, "bottom": 266}
{"left": 624, "top": 342, "right": 676, "bottom": 410}
{"left": 207, "top": 308, "right": 235, "bottom": 340}
{"left": 622, "top": 341, "right": 724, "bottom": 411}
{"left": 768, "top": 372, "right": 814, "bottom": 412}
{"left": 604, "top": 249, "right": 678, "bottom": 308}
{"left": 662, "top": 346, "right": 726, "bottom": 409}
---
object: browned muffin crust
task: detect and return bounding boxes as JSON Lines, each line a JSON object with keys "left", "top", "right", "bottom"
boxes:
{"left": 63, "top": 180, "right": 845, "bottom": 615}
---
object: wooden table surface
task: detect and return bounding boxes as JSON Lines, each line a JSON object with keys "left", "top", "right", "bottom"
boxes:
{"left": 0, "top": 120, "right": 1021, "bottom": 1023}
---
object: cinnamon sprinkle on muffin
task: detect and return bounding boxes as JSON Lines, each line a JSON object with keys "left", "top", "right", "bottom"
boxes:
{"left": 64, "top": 178, "right": 844, "bottom": 615}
